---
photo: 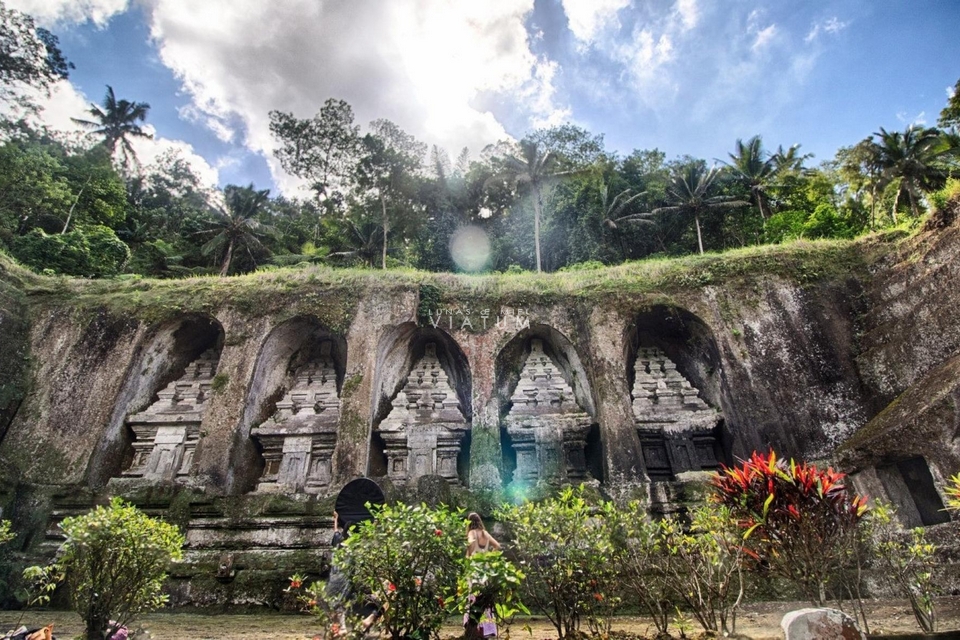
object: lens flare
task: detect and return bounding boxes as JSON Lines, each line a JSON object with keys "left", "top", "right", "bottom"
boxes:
{"left": 449, "top": 225, "right": 491, "bottom": 272}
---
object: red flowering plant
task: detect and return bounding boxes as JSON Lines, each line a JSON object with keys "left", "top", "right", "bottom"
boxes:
{"left": 283, "top": 573, "right": 348, "bottom": 640}
{"left": 337, "top": 502, "right": 466, "bottom": 640}
{"left": 711, "top": 450, "right": 869, "bottom": 606}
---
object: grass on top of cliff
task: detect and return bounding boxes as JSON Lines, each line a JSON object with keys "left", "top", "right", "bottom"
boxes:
{"left": 0, "top": 236, "right": 880, "bottom": 322}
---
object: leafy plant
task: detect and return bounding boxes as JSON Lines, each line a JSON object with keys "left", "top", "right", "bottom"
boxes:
{"left": 0, "top": 520, "right": 13, "bottom": 545}
{"left": 658, "top": 503, "right": 746, "bottom": 636}
{"left": 497, "top": 486, "right": 619, "bottom": 640}
{"left": 25, "top": 497, "right": 184, "bottom": 640}
{"left": 459, "top": 550, "right": 528, "bottom": 640}
{"left": 337, "top": 502, "right": 464, "bottom": 640}
{"left": 869, "top": 502, "right": 939, "bottom": 633}
{"left": 608, "top": 501, "right": 673, "bottom": 636}
{"left": 711, "top": 450, "right": 868, "bottom": 606}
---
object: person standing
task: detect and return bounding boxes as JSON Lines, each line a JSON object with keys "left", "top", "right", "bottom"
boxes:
{"left": 464, "top": 512, "right": 501, "bottom": 639}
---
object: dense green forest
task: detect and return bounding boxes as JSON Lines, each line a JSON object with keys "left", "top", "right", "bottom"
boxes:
{"left": 2, "top": 2, "right": 959, "bottom": 278}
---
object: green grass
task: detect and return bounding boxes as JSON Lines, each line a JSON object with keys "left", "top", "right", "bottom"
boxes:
{"left": 0, "top": 233, "right": 903, "bottom": 327}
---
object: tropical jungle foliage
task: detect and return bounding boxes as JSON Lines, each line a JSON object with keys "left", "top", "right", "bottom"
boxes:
{"left": 1, "top": 3, "right": 958, "bottom": 279}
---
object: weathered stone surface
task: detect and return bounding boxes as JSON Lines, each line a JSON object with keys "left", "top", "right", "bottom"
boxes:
{"left": 780, "top": 607, "right": 865, "bottom": 640}
{"left": 121, "top": 349, "right": 219, "bottom": 482}
{"left": 377, "top": 343, "right": 468, "bottom": 486}
{"left": 631, "top": 346, "right": 721, "bottom": 479}
{"left": 251, "top": 341, "right": 340, "bottom": 493}
{"left": 504, "top": 338, "right": 592, "bottom": 485}
{"left": 0, "top": 211, "right": 959, "bottom": 606}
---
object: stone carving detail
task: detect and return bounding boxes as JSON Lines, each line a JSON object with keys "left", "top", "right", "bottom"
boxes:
{"left": 251, "top": 341, "right": 340, "bottom": 493}
{"left": 377, "top": 343, "right": 468, "bottom": 486}
{"left": 631, "top": 346, "right": 721, "bottom": 479}
{"left": 504, "top": 339, "right": 592, "bottom": 485}
{"left": 123, "top": 349, "right": 219, "bottom": 481}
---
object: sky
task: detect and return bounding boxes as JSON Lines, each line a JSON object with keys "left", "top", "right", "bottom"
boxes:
{"left": 10, "top": 0, "right": 960, "bottom": 196}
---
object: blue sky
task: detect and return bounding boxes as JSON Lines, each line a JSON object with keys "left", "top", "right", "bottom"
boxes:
{"left": 13, "top": 0, "right": 960, "bottom": 195}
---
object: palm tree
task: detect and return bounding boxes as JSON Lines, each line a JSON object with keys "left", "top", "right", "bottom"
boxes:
{"left": 600, "top": 184, "right": 650, "bottom": 261}
{"left": 639, "top": 164, "right": 748, "bottom": 255}
{"left": 201, "top": 184, "right": 273, "bottom": 276}
{"left": 726, "top": 136, "right": 776, "bottom": 220}
{"left": 873, "top": 125, "right": 952, "bottom": 222}
{"left": 73, "top": 85, "right": 152, "bottom": 168}
{"left": 494, "top": 140, "right": 575, "bottom": 272}
{"left": 771, "top": 144, "right": 812, "bottom": 174}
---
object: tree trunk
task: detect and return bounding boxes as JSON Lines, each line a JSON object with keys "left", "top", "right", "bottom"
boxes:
{"left": 891, "top": 182, "right": 901, "bottom": 225}
{"left": 380, "top": 192, "right": 388, "bottom": 270}
{"left": 695, "top": 214, "right": 704, "bottom": 255}
{"left": 220, "top": 238, "right": 234, "bottom": 277}
{"left": 62, "top": 176, "right": 91, "bottom": 234}
{"left": 533, "top": 186, "right": 543, "bottom": 272}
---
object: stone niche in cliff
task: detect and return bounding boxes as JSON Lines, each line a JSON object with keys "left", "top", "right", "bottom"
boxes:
{"left": 251, "top": 340, "right": 340, "bottom": 493}
{"left": 851, "top": 457, "right": 950, "bottom": 528}
{"left": 631, "top": 346, "right": 721, "bottom": 480}
{"left": 628, "top": 306, "right": 726, "bottom": 481}
{"left": 122, "top": 349, "right": 220, "bottom": 481}
{"left": 501, "top": 334, "right": 595, "bottom": 486}
{"left": 376, "top": 342, "right": 469, "bottom": 486}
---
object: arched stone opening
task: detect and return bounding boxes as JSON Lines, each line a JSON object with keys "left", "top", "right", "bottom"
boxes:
{"left": 92, "top": 314, "right": 224, "bottom": 488}
{"left": 625, "top": 306, "right": 726, "bottom": 480}
{"left": 369, "top": 323, "right": 472, "bottom": 487}
{"left": 851, "top": 457, "right": 950, "bottom": 528}
{"left": 495, "top": 324, "right": 599, "bottom": 487}
{"left": 231, "top": 316, "right": 347, "bottom": 495}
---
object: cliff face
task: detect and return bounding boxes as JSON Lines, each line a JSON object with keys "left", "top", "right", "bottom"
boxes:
{"left": 0, "top": 211, "right": 957, "bottom": 605}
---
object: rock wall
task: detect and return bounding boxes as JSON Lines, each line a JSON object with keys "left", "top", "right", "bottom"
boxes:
{"left": 0, "top": 214, "right": 958, "bottom": 605}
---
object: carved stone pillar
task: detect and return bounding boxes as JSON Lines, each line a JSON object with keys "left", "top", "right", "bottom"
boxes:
{"left": 121, "top": 350, "right": 218, "bottom": 482}
{"left": 376, "top": 343, "right": 469, "bottom": 487}
{"left": 504, "top": 339, "right": 593, "bottom": 485}
{"left": 251, "top": 341, "right": 341, "bottom": 494}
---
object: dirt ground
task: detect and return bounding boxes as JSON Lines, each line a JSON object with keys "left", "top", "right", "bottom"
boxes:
{"left": 3, "top": 598, "right": 960, "bottom": 639}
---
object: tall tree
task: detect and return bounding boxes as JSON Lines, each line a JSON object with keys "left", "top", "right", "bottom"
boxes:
{"left": 201, "top": 184, "right": 273, "bottom": 276}
{"left": 873, "top": 125, "right": 952, "bottom": 221}
{"left": 490, "top": 139, "right": 573, "bottom": 272}
{"left": 73, "top": 85, "right": 151, "bottom": 169}
{"left": 726, "top": 136, "right": 777, "bottom": 220}
{"left": 639, "top": 163, "right": 747, "bottom": 255}
{"left": 269, "top": 98, "right": 361, "bottom": 212}
{"left": 600, "top": 184, "right": 649, "bottom": 261}
{"left": 939, "top": 78, "right": 960, "bottom": 131}
{"left": 354, "top": 119, "right": 426, "bottom": 269}
{"left": 0, "top": 1, "right": 72, "bottom": 107}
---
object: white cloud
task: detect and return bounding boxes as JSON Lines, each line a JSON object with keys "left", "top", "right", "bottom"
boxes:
{"left": 752, "top": 24, "right": 777, "bottom": 52}
{"left": 6, "top": 0, "right": 129, "bottom": 26}
{"left": 948, "top": 85, "right": 956, "bottom": 99}
{"left": 674, "top": 0, "right": 699, "bottom": 31}
{"left": 139, "top": 0, "right": 568, "bottom": 196}
{"left": 896, "top": 110, "right": 927, "bottom": 126}
{"left": 805, "top": 16, "right": 849, "bottom": 43}
{"left": 560, "top": 0, "right": 629, "bottom": 45}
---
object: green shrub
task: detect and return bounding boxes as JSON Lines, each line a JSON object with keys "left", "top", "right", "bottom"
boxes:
{"left": 459, "top": 550, "right": 528, "bottom": 634}
{"left": 338, "top": 503, "right": 465, "bottom": 640}
{"left": 657, "top": 503, "right": 746, "bottom": 636}
{"left": 868, "top": 501, "right": 938, "bottom": 634}
{"left": 0, "top": 520, "right": 13, "bottom": 545}
{"left": 9, "top": 226, "right": 130, "bottom": 277}
{"left": 25, "top": 497, "right": 184, "bottom": 640}
{"left": 497, "top": 486, "right": 619, "bottom": 640}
